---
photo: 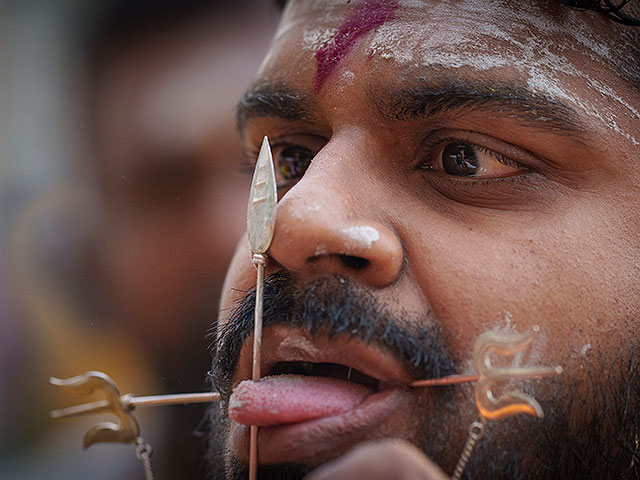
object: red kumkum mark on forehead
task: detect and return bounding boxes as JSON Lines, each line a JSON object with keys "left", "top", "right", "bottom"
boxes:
{"left": 314, "top": 0, "right": 399, "bottom": 93}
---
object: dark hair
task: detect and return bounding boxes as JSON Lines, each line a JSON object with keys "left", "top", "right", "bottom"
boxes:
{"left": 275, "top": 0, "right": 640, "bottom": 26}
{"left": 560, "top": 0, "right": 640, "bottom": 25}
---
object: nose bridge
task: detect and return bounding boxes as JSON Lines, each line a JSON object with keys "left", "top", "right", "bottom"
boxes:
{"left": 268, "top": 135, "right": 403, "bottom": 288}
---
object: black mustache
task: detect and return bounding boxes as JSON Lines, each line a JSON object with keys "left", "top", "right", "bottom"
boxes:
{"left": 210, "top": 271, "right": 455, "bottom": 399}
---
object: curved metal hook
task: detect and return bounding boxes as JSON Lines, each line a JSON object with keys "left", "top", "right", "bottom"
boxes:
{"left": 49, "top": 371, "right": 140, "bottom": 448}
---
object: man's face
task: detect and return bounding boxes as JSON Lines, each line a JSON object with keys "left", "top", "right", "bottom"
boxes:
{"left": 214, "top": 0, "right": 640, "bottom": 478}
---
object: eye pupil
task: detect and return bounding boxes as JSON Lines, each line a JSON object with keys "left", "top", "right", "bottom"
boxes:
{"left": 442, "top": 143, "right": 478, "bottom": 176}
{"left": 278, "top": 146, "right": 313, "bottom": 180}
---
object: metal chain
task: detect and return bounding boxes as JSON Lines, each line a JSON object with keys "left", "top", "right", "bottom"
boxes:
{"left": 451, "top": 419, "right": 486, "bottom": 480}
{"left": 135, "top": 436, "right": 154, "bottom": 480}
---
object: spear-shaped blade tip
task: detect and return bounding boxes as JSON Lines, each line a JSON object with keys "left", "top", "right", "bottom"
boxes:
{"left": 247, "top": 136, "right": 277, "bottom": 254}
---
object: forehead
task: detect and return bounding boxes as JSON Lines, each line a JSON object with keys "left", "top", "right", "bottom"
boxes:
{"left": 273, "top": 0, "right": 628, "bottom": 70}
{"left": 256, "top": 0, "right": 638, "bottom": 145}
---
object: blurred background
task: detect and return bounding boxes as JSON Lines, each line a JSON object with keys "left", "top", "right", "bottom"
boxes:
{"left": 0, "top": 1, "right": 278, "bottom": 478}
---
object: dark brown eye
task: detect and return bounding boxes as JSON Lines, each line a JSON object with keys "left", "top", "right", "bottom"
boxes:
{"left": 277, "top": 145, "right": 313, "bottom": 180}
{"left": 442, "top": 143, "right": 478, "bottom": 176}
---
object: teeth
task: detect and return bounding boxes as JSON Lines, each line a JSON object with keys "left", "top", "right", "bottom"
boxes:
{"left": 302, "top": 362, "right": 314, "bottom": 375}
{"left": 270, "top": 361, "right": 315, "bottom": 376}
{"left": 269, "top": 362, "right": 380, "bottom": 389}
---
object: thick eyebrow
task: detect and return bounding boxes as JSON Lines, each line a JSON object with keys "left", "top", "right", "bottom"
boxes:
{"left": 370, "top": 78, "right": 589, "bottom": 135}
{"left": 237, "top": 79, "right": 589, "bottom": 137}
{"left": 237, "top": 85, "right": 319, "bottom": 134}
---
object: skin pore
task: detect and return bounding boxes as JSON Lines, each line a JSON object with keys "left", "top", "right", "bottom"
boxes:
{"left": 211, "top": 1, "right": 640, "bottom": 478}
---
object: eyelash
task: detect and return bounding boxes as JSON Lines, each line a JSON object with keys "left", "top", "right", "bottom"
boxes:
{"left": 417, "top": 136, "right": 524, "bottom": 174}
{"left": 416, "top": 136, "right": 544, "bottom": 204}
{"left": 242, "top": 138, "right": 318, "bottom": 190}
{"left": 242, "top": 133, "right": 534, "bottom": 198}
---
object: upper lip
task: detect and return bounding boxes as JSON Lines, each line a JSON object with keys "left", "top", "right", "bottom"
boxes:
{"left": 232, "top": 325, "right": 416, "bottom": 390}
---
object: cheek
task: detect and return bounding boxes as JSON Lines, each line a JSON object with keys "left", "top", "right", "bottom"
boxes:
{"left": 405, "top": 204, "right": 639, "bottom": 364}
{"left": 406, "top": 228, "right": 541, "bottom": 352}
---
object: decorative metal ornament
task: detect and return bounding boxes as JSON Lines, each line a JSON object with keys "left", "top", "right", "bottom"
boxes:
{"left": 49, "top": 371, "right": 220, "bottom": 479}
{"left": 50, "top": 322, "right": 562, "bottom": 480}
{"left": 473, "top": 327, "right": 563, "bottom": 420}
{"left": 450, "top": 326, "right": 563, "bottom": 480}
{"left": 49, "top": 371, "right": 140, "bottom": 448}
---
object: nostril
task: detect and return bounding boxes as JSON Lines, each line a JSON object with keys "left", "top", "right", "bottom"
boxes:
{"left": 306, "top": 253, "right": 370, "bottom": 271}
{"left": 339, "top": 254, "right": 370, "bottom": 270}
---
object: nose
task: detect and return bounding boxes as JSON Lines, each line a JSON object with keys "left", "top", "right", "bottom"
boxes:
{"left": 268, "top": 148, "right": 403, "bottom": 288}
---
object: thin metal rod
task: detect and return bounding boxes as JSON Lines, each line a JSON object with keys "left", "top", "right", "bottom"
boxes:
{"left": 49, "top": 392, "right": 220, "bottom": 419}
{"left": 49, "top": 375, "right": 475, "bottom": 420}
{"left": 249, "top": 428, "right": 259, "bottom": 478}
{"left": 252, "top": 260, "right": 264, "bottom": 384}
{"left": 125, "top": 392, "right": 220, "bottom": 408}
{"left": 410, "top": 374, "right": 479, "bottom": 388}
{"left": 249, "top": 258, "right": 265, "bottom": 480}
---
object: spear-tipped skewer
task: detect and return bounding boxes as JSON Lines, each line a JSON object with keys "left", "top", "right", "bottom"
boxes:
{"left": 246, "top": 136, "right": 278, "bottom": 480}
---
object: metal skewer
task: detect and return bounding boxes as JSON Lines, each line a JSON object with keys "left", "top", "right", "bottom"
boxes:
{"left": 49, "top": 390, "right": 220, "bottom": 419}
{"left": 49, "top": 138, "right": 277, "bottom": 478}
{"left": 409, "top": 374, "right": 479, "bottom": 388}
{"left": 123, "top": 392, "right": 220, "bottom": 407}
{"left": 246, "top": 136, "right": 278, "bottom": 480}
{"left": 48, "top": 371, "right": 477, "bottom": 423}
{"left": 48, "top": 370, "right": 477, "bottom": 423}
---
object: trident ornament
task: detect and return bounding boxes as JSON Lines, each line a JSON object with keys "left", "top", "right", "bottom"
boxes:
{"left": 49, "top": 371, "right": 220, "bottom": 480}
{"left": 49, "top": 371, "right": 140, "bottom": 448}
{"left": 449, "top": 326, "right": 563, "bottom": 480}
{"left": 473, "top": 326, "right": 563, "bottom": 420}
{"left": 49, "top": 371, "right": 154, "bottom": 480}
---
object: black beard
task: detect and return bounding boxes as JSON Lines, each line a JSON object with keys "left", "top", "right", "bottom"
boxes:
{"left": 210, "top": 271, "right": 455, "bottom": 401}
{"left": 206, "top": 272, "right": 640, "bottom": 480}
{"left": 463, "top": 344, "right": 640, "bottom": 480}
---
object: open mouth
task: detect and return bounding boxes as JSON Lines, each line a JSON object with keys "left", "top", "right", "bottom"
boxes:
{"left": 269, "top": 361, "right": 380, "bottom": 387}
{"left": 228, "top": 326, "right": 416, "bottom": 464}
{"left": 228, "top": 326, "right": 413, "bottom": 428}
{"left": 229, "top": 362, "right": 381, "bottom": 427}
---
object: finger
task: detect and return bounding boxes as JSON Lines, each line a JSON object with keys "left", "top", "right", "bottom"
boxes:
{"left": 304, "top": 439, "right": 451, "bottom": 480}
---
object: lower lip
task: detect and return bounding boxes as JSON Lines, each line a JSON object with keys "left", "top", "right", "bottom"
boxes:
{"left": 231, "top": 388, "right": 408, "bottom": 465}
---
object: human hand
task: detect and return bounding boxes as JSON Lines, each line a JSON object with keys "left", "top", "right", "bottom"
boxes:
{"left": 304, "top": 439, "right": 451, "bottom": 480}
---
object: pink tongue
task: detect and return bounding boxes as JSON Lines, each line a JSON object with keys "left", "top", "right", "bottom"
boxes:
{"left": 229, "top": 374, "right": 373, "bottom": 427}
